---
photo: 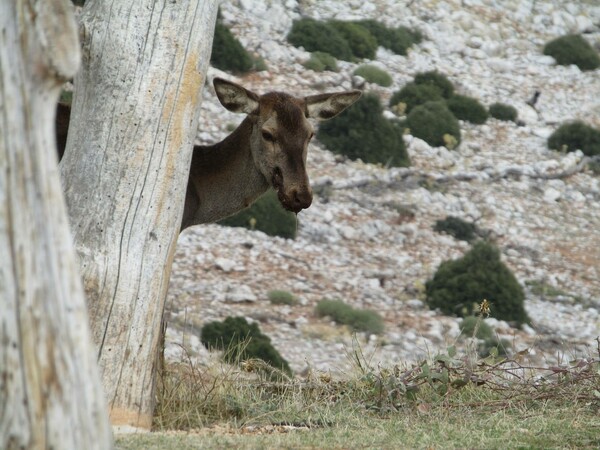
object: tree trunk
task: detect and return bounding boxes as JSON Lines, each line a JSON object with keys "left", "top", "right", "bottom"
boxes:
{"left": 0, "top": 0, "right": 112, "bottom": 448}
{"left": 60, "top": 0, "right": 218, "bottom": 430}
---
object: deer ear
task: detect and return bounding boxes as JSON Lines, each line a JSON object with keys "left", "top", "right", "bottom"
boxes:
{"left": 213, "top": 77, "right": 260, "bottom": 115}
{"left": 305, "top": 90, "right": 362, "bottom": 120}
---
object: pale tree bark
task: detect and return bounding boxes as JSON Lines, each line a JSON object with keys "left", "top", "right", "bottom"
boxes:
{"left": 60, "top": 0, "right": 218, "bottom": 430}
{"left": 0, "top": 0, "right": 112, "bottom": 448}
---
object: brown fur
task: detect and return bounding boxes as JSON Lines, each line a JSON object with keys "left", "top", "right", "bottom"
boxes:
{"left": 55, "top": 78, "right": 361, "bottom": 232}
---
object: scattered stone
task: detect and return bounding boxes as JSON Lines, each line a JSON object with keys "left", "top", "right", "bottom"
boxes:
{"left": 164, "top": 0, "right": 600, "bottom": 374}
{"left": 225, "top": 285, "right": 257, "bottom": 303}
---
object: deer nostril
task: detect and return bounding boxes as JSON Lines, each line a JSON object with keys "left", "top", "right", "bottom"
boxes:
{"left": 293, "top": 189, "right": 312, "bottom": 208}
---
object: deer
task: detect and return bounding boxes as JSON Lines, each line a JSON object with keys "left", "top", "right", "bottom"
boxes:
{"left": 56, "top": 78, "right": 361, "bottom": 231}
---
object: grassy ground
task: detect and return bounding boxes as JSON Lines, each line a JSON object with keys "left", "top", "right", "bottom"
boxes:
{"left": 117, "top": 332, "right": 600, "bottom": 449}
{"left": 117, "top": 401, "right": 600, "bottom": 449}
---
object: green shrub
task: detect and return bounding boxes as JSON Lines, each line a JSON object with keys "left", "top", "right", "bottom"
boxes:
{"left": 488, "top": 103, "right": 518, "bottom": 122}
{"left": 211, "top": 21, "right": 254, "bottom": 74}
{"left": 287, "top": 18, "right": 353, "bottom": 61}
{"left": 315, "top": 299, "right": 384, "bottom": 335}
{"left": 201, "top": 317, "right": 292, "bottom": 375}
{"left": 353, "top": 20, "right": 421, "bottom": 55}
{"left": 434, "top": 216, "right": 478, "bottom": 242}
{"left": 329, "top": 20, "right": 378, "bottom": 60}
{"left": 389, "top": 82, "right": 444, "bottom": 114}
{"left": 218, "top": 190, "right": 297, "bottom": 239}
{"left": 316, "top": 299, "right": 353, "bottom": 323}
{"left": 414, "top": 71, "right": 454, "bottom": 98}
{"left": 288, "top": 18, "right": 420, "bottom": 61}
{"left": 267, "top": 290, "right": 299, "bottom": 306}
{"left": 405, "top": 27, "right": 424, "bottom": 45}
{"left": 303, "top": 51, "right": 339, "bottom": 72}
{"left": 589, "top": 159, "right": 600, "bottom": 175}
{"left": 543, "top": 34, "right": 600, "bottom": 71}
{"left": 317, "top": 93, "right": 409, "bottom": 167}
{"left": 425, "top": 241, "right": 530, "bottom": 326}
{"left": 459, "top": 316, "right": 494, "bottom": 341}
{"left": 547, "top": 121, "right": 600, "bottom": 156}
{"left": 406, "top": 101, "right": 461, "bottom": 148}
{"left": 446, "top": 95, "right": 488, "bottom": 124}
{"left": 59, "top": 90, "right": 73, "bottom": 105}
{"left": 353, "top": 65, "right": 393, "bottom": 87}
{"left": 460, "top": 316, "right": 510, "bottom": 357}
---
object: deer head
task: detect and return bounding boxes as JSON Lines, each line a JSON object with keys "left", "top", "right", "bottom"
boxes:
{"left": 213, "top": 77, "right": 361, "bottom": 214}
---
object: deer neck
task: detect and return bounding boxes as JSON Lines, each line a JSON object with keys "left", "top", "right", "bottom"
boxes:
{"left": 183, "top": 116, "right": 269, "bottom": 228}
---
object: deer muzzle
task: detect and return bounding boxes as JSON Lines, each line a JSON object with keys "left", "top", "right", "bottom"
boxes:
{"left": 272, "top": 167, "right": 313, "bottom": 213}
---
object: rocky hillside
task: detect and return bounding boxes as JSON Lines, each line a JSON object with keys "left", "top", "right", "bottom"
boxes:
{"left": 165, "top": 0, "right": 600, "bottom": 374}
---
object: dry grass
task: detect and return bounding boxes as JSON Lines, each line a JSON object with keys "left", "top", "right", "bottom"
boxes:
{"left": 130, "top": 312, "right": 600, "bottom": 449}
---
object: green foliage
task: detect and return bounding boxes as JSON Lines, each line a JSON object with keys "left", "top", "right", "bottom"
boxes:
{"left": 434, "top": 216, "right": 478, "bottom": 242}
{"left": 459, "top": 316, "right": 493, "bottom": 341}
{"left": 460, "top": 316, "right": 510, "bottom": 357}
{"left": 211, "top": 21, "right": 254, "bottom": 74}
{"left": 317, "top": 93, "right": 410, "bottom": 167}
{"left": 289, "top": 18, "right": 422, "bottom": 61}
{"left": 353, "top": 65, "right": 393, "bottom": 87}
{"left": 329, "top": 21, "right": 378, "bottom": 60}
{"left": 547, "top": 121, "right": 600, "bottom": 156}
{"left": 303, "top": 51, "right": 339, "bottom": 72}
{"left": 353, "top": 20, "right": 422, "bottom": 55}
{"left": 315, "top": 299, "right": 384, "bottom": 335}
{"left": 543, "top": 34, "right": 600, "bottom": 71}
{"left": 59, "top": 90, "right": 73, "bottom": 105}
{"left": 414, "top": 71, "right": 454, "bottom": 98}
{"left": 218, "top": 190, "right": 297, "bottom": 239}
{"left": 200, "top": 317, "right": 292, "bottom": 375}
{"left": 406, "top": 101, "right": 461, "bottom": 148}
{"left": 425, "top": 241, "right": 530, "bottom": 326}
{"left": 287, "top": 19, "right": 353, "bottom": 61}
{"left": 389, "top": 82, "right": 444, "bottom": 114}
{"left": 588, "top": 159, "right": 600, "bottom": 175}
{"left": 446, "top": 95, "right": 488, "bottom": 124}
{"left": 488, "top": 103, "right": 518, "bottom": 122}
{"left": 267, "top": 290, "right": 299, "bottom": 306}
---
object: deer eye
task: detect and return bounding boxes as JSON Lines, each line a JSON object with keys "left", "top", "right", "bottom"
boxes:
{"left": 262, "top": 130, "right": 275, "bottom": 142}
{"left": 308, "top": 132, "right": 315, "bottom": 141}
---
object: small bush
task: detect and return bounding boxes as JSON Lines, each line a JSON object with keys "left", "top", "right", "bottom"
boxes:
{"left": 406, "top": 101, "right": 461, "bottom": 148}
{"left": 547, "top": 121, "right": 600, "bottom": 156}
{"left": 446, "top": 95, "right": 488, "bottom": 124}
{"left": 317, "top": 93, "right": 410, "bottom": 167}
{"left": 489, "top": 103, "right": 518, "bottom": 122}
{"left": 59, "top": 90, "right": 73, "bottom": 104}
{"left": 267, "top": 290, "right": 299, "bottom": 306}
{"left": 354, "top": 20, "right": 421, "bottom": 55}
{"left": 460, "top": 316, "right": 510, "bottom": 357}
{"left": 425, "top": 241, "right": 530, "bottom": 326}
{"left": 329, "top": 21, "right": 378, "bottom": 60}
{"left": 211, "top": 21, "right": 254, "bottom": 74}
{"left": 389, "top": 82, "right": 444, "bottom": 114}
{"left": 543, "top": 34, "right": 600, "bottom": 71}
{"left": 303, "top": 51, "right": 339, "bottom": 72}
{"left": 589, "top": 159, "right": 600, "bottom": 175}
{"left": 315, "top": 299, "right": 384, "bottom": 335}
{"left": 460, "top": 316, "right": 494, "bottom": 341}
{"left": 288, "top": 19, "right": 353, "bottom": 61}
{"left": 414, "top": 71, "right": 454, "bottom": 98}
{"left": 353, "top": 65, "right": 393, "bottom": 87}
{"left": 434, "top": 216, "right": 478, "bottom": 242}
{"left": 218, "top": 190, "right": 297, "bottom": 239}
{"left": 200, "top": 317, "right": 292, "bottom": 375}
{"left": 289, "top": 18, "right": 420, "bottom": 61}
